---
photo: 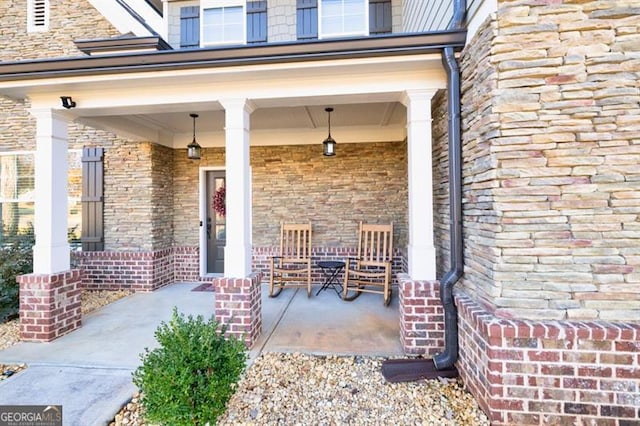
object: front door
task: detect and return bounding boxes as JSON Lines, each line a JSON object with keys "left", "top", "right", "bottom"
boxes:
{"left": 206, "top": 171, "right": 225, "bottom": 274}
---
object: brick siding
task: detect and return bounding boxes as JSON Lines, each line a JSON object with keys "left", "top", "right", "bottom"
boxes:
{"left": 77, "top": 249, "right": 173, "bottom": 291}
{"left": 398, "top": 275, "right": 444, "bottom": 355}
{"left": 174, "top": 246, "right": 200, "bottom": 282}
{"left": 456, "top": 292, "right": 640, "bottom": 425}
{"left": 17, "top": 270, "right": 83, "bottom": 342}
{"left": 213, "top": 273, "right": 263, "bottom": 347}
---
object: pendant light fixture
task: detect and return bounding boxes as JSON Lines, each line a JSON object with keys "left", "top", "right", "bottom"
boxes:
{"left": 187, "top": 113, "right": 202, "bottom": 160}
{"left": 323, "top": 107, "right": 336, "bottom": 157}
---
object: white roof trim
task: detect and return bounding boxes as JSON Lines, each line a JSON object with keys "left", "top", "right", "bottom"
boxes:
{"left": 85, "top": 0, "right": 160, "bottom": 37}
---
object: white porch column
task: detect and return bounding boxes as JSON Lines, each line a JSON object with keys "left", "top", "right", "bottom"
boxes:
{"left": 401, "top": 89, "right": 437, "bottom": 280}
{"left": 220, "top": 99, "right": 255, "bottom": 278}
{"left": 30, "top": 108, "right": 71, "bottom": 274}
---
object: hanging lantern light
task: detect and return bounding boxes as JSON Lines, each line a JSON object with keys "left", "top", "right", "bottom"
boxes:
{"left": 187, "top": 113, "right": 202, "bottom": 160}
{"left": 323, "top": 107, "right": 336, "bottom": 157}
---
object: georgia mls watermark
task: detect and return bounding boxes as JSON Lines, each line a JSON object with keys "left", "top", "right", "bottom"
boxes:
{"left": 0, "top": 405, "right": 62, "bottom": 426}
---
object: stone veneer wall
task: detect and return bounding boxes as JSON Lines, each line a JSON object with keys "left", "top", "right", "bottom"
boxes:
{"left": 251, "top": 142, "right": 408, "bottom": 249}
{"left": 459, "top": 0, "right": 640, "bottom": 322}
{"left": 173, "top": 142, "right": 408, "bottom": 250}
{"left": 442, "top": 1, "right": 640, "bottom": 424}
{"left": 95, "top": 141, "right": 175, "bottom": 252}
{"left": 0, "top": 0, "right": 121, "bottom": 61}
{"left": 76, "top": 142, "right": 174, "bottom": 289}
{"left": 172, "top": 141, "right": 408, "bottom": 281}
{"left": 432, "top": 89, "right": 452, "bottom": 278}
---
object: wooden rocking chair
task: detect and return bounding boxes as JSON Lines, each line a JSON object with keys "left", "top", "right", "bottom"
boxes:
{"left": 343, "top": 222, "right": 394, "bottom": 306}
{"left": 269, "top": 222, "right": 313, "bottom": 298}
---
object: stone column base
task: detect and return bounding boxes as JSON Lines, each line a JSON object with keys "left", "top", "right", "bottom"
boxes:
{"left": 213, "top": 273, "right": 263, "bottom": 347}
{"left": 17, "top": 270, "right": 83, "bottom": 342}
{"left": 398, "top": 274, "right": 445, "bottom": 355}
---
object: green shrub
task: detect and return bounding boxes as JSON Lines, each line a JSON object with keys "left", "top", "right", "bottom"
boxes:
{"left": 0, "top": 226, "right": 34, "bottom": 323}
{"left": 132, "top": 308, "right": 247, "bottom": 425}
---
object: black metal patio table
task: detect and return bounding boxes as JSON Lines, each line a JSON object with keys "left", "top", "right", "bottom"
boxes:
{"left": 316, "top": 260, "right": 346, "bottom": 296}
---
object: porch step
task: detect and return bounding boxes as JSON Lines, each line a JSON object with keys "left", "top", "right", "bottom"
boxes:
{"left": 380, "top": 358, "right": 458, "bottom": 383}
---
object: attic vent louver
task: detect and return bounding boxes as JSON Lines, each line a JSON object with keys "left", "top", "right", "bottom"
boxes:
{"left": 28, "top": 0, "right": 49, "bottom": 32}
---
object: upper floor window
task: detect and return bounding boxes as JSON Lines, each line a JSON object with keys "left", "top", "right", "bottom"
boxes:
{"left": 201, "top": 1, "right": 245, "bottom": 46}
{"left": 320, "top": 0, "right": 367, "bottom": 38}
{"left": 181, "top": 1, "right": 266, "bottom": 48}
{"left": 297, "top": 0, "right": 390, "bottom": 40}
{"left": 27, "top": 0, "right": 49, "bottom": 32}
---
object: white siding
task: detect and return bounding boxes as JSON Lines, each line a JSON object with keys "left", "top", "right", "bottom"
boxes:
{"left": 402, "top": 0, "right": 452, "bottom": 33}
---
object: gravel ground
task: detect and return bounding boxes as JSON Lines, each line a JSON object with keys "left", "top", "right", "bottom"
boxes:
{"left": 111, "top": 353, "right": 490, "bottom": 426}
{"left": 1, "top": 292, "right": 489, "bottom": 425}
{"left": 0, "top": 290, "right": 131, "bottom": 383}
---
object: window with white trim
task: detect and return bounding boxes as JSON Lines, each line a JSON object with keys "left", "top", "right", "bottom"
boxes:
{"left": 319, "top": 0, "right": 368, "bottom": 39}
{"left": 201, "top": 0, "right": 246, "bottom": 46}
{"left": 27, "top": 0, "right": 49, "bottom": 32}
{"left": 0, "top": 151, "right": 82, "bottom": 245}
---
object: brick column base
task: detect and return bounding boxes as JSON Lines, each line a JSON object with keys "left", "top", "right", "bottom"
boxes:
{"left": 213, "top": 273, "right": 263, "bottom": 347}
{"left": 398, "top": 274, "right": 445, "bottom": 355}
{"left": 17, "top": 270, "right": 82, "bottom": 342}
{"left": 456, "top": 292, "right": 640, "bottom": 425}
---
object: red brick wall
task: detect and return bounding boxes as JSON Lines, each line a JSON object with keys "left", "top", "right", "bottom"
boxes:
{"left": 75, "top": 245, "right": 407, "bottom": 291}
{"left": 174, "top": 246, "right": 200, "bottom": 282}
{"left": 213, "top": 274, "right": 263, "bottom": 347}
{"left": 18, "top": 270, "right": 82, "bottom": 342}
{"left": 398, "top": 275, "right": 444, "bottom": 355}
{"left": 77, "top": 249, "right": 173, "bottom": 291}
{"left": 456, "top": 291, "right": 640, "bottom": 425}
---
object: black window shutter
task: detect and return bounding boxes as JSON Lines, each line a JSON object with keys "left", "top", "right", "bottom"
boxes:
{"left": 297, "top": 0, "right": 318, "bottom": 40}
{"left": 180, "top": 6, "right": 200, "bottom": 48}
{"left": 247, "top": 1, "right": 268, "bottom": 44}
{"left": 369, "top": 0, "right": 392, "bottom": 34}
{"left": 81, "top": 147, "right": 104, "bottom": 252}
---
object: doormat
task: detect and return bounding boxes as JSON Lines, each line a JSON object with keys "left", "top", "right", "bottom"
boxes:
{"left": 192, "top": 283, "right": 215, "bottom": 292}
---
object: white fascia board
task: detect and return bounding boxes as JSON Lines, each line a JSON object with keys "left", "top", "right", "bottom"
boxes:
{"left": 0, "top": 53, "right": 445, "bottom": 99}
{"left": 124, "top": 0, "right": 165, "bottom": 37}
{"left": 86, "top": 0, "right": 155, "bottom": 36}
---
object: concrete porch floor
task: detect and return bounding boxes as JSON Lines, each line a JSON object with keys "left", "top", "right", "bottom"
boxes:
{"left": 0, "top": 282, "right": 404, "bottom": 425}
{"left": 0, "top": 281, "right": 403, "bottom": 367}
{"left": 256, "top": 283, "right": 403, "bottom": 360}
